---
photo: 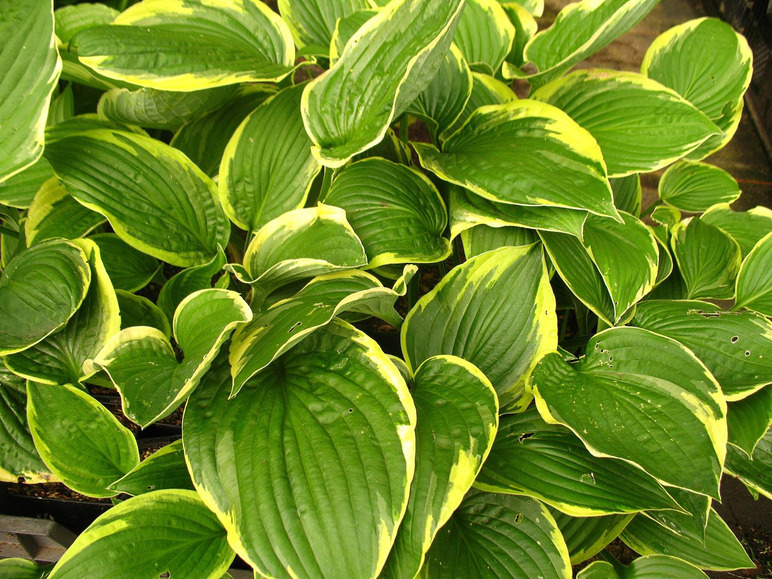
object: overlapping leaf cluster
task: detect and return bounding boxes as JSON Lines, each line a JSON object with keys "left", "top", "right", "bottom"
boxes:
{"left": 0, "top": 0, "right": 770, "bottom": 577}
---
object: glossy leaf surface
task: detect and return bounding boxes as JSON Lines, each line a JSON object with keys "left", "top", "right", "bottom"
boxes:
{"left": 658, "top": 161, "right": 741, "bottom": 212}
{"left": 109, "top": 439, "right": 193, "bottom": 496}
{"left": 735, "top": 231, "right": 772, "bottom": 316}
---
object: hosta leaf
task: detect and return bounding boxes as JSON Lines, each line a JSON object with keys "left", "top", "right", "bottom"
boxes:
{"left": 406, "top": 44, "right": 473, "bottom": 142}
{"left": 382, "top": 356, "right": 498, "bottom": 579}
{"left": 725, "top": 428, "right": 772, "bottom": 499}
{"left": 72, "top": 0, "right": 295, "bottom": 90}
{"left": 54, "top": 3, "right": 119, "bottom": 43}
{"left": 27, "top": 382, "right": 139, "bottom": 497}
{"left": 531, "top": 70, "right": 720, "bottom": 177}
{"left": 505, "top": 0, "right": 659, "bottom": 87}
{"left": 236, "top": 205, "right": 367, "bottom": 306}
{"left": 442, "top": 72, "right": 516, "bottom": 140}
{"left": 701, "top": 204, "right": 772, "bottom": 257}
{"left": 0, "top": 239, "right": 90, "bottom": 356}
{"left": 610, "top": 174, "right": 642, "bottom": 216}
{"left": 109, "top": 439, "right": 193, "bottom": 496}
{"left": 185, "top": 322, "right": 416, "bottom": 579}
{"left": 658, "top": 161, "right": 741, "bottom": 212}
{"left": 46, "top": 84, "right": 73, "bottom": 125}
{"left": 48, "top": 490, "right": 234, "bottom": 578}
{"left": 5, "top": 239, "right": 120, "bottom": 385}
{"left": 450, "top": 185, "right": 587, "bottom": 238}
{"left": 0, "top": 157, "right": 56, "bottom": 209}
{"left": 549, "top": 510, "right": 633, "bottom": 564}
{"left": 98, "top": 85, "right": 237, "bottom": 131}
{"left": 301, "top": 0, "right": 466, "bottom": 166}
{"left": 631, "top": 300, "right": 772, "bottom": 400}
{"left": 157, "top": 246, "right": 226, "bottom": 320}
{"left": 620, "top": 509, "right": 753, "bottom": 571}
{"left": 672, "top": 217, "right": 741, "bottom": 300}
{"left": 530, "top": 327, "right": 727, "bottom": 498}
{"left": 504, "top": 0, "right": 544, "bottom": 17}
{"left": 0, "top": 558, "right": 47, "bottom": 579}
{"left": 476, "top": 408, "right": 681, "bottom": 516}
{"left": 352, "top": 128, "right": 412, "bottom": 165}
{"left": 220, "top": 84, "right": 322, "bottom": 232}
{"left": 90, "top": 233, "right": 160, "bottom": 294}
{"left": 454, "top": 0, "right": 515, "bottom": 74}
{"left": 116, "top": 290, "right": 171, "bottom": 338}
{"left": 45, "top": 129, "right": 230, "bottom": 267}
{"left": 735, "top": 231, "right": 772, "bottom": 316}
{"left": 0, "top": 368, "right": 50, "bottom": 483}
{"left": 727, "top": 387, "right": 772, "bottom": 456}
{"left": 230, "top": 268, "right": 414, "bottom": 395}
{"left": 501, "top": 3, "right": 538, "bottom": 68}
{"left": 421, "top": 489, "right": 571, "bottom": 578}
{"left": 402, "top": 245, "right": 556, "bottom": 411}
{"left": 461, "top": 225, "right": 538, "bottom": 258}
{"left": 414, "top": 100, "right": 619, "bottom": 220}
{"left": 24, "top": 178, "right": 105, "bottom": 245}
{"left": 322, "top": 158, "right": 450, "bottom": 268}
{"left": 642, "top": 487, "right": 709, "bottom": 542}
{"left": 0, "top": 0, "right": 61, "bottom": 182}
{"left": 170, "top": 85, "right": 275, "bottom": 177}
{"left": 278, "top": 0, "right": 371, "bottom": 50}
{"left": 328, "top": 8, "right": 379, "bottom": 64}
{"left": 578, "top": 556, "right": 708, "bottom": 578}
{"left": 44, "top": 113, "right": 148, "bottom": 144}
{"left": 642, "top": 18, "right": 752, "bottom": 159}
{"left": 91, "top": 289, "right": 251, "bottom": 427}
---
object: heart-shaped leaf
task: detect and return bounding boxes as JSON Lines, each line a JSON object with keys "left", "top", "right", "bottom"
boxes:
{"left": 658, "top": 161, "right": 741, "bottom": 212}
{"left": 403, "top": 244, "right": 556, "bottom": 411}
{"left": 48, "top": 490, "right": 234, "bottom": 578}
{"left": 72, "top": 0, "right": 295, "bottom": 90}
{"left": 734, "top": 231, "right": 772, "bottom": 316}
{"left": 45, "top": 129, "right": 231, "bottom": 267}
{"left": 27, "top": 382, "right": 139, "bottom": 497}
{"left": 530, "top": 327, "right": 727, "bottom": 498}
{"left": 184, "top": 322, "right": 416, "bottom": 579}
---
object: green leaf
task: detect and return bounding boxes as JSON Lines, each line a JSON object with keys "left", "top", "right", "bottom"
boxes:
{"left": 47, "top": 85, "right": 75, "bottom": 127}
{"left": 701, "top": 203, "right": 772, "bottom": 258}
{"left": 442, "top": 71, "right": 516, "bottom": 140}
{"left": 278, "top": 0, "right": 371, "bottom": 50}
{"left": 5, "top": 239, "right": 120, "bottom": 385}
{"left": 671, "top": 217, "right": 741, "bottom": 300}
{"left": 0, "top": 0, "right": 61, "bottom": 182}
{"left": 577, "top": 556, "right": 708, "bottom": 578}
{"left": 414, "top": 100, "right": 620, "bottom": 220}
{"left": 406, "top": 44, "right": 473, "bottom": 142}
{"left": 735, "top": 231, "right": 772, "bottom": 316}
{"left": 45, "top": 129, "right": 231, "bottom": 267}
{"left": 0, "top": 558, "right": 49, "bottom": 579}
{"left": 531, "top": 70, "right": 720, "bottom": 177}
{"left": 91, "top": 289, "right": 251, "bottom": 427}
{"left": 0, "top": 239, "right": 90, "bottom": 356}
{"left": 322, "top": 158, "right": 450, "bottom": 268}
{"left": 503, "top": 0, "right": 543, "bottom": 17}
{"left": 476, "top": 408, "right": 682, "bottom": 516}
{"left": 461, "top": 225, "right": 538, "bottom": 258}
{"left": 505, "top": 0, "right": 659, "bottom": 87}
{"left": 109, "top": 439, "right": 193, "bottom": 496}
{"left": 631, "top": 300, "right": 772, "bottom": 401}
{"left": 116, "top": 290, "right": 171, "bottom": 338}
{"left": 642, "top": 18, "right": 753, "bottom": 159}
{"left": 382, "top": 356, "right": 498, "bottom": 579}
{"left": 55, "top": 3, "right": 119, "bottom": 44}
{"left": 0, "top": 157, "right": 56, "bottom": 209}
{"left": 90, "top": 233, "right": 160, "bottom": 294}
{"left": 170, "top": 85, "right": 275, "bottom": 177}
{"left": 27, "top": 382, "right": 139, "bottom": 497}
{"left": 725, "top": 428, "right": 772, "bottom": 499}
{"left": 620, "top": 509, "right": 754, "bottom": 572}
{"left": 642, "top": 487, "right": 709, "bottom": 542}
{"left": 421, "top": 488, "right": 571, "bottom": 578}
{"left": 72, "top": 0, "right": 295, "bottom": 90}
{"left": 301, "top": 0, "right": 466, "bottom": 166}
{"left": 530, "top": 327, "right": 727, "bottom": 498}
{"left": 501, "top": 3, "right": 538, "bottom": 68}
{"left": 98, "top": 85, "right": 237, "bottom": 131}
{"left": 48, "top": 490, "right": 234, "bottom": 578}
{"left": 454, "top": 0, "right": 515, "bottom": 74}
{"left": 24, "top": 177, "right": 105, "bottom": 245}
{"left": 229, "top": 268, "right": 414, "bottom": 395}
{"left": 402, "top": 245, "right": 556, "bottom": 411}
{"left": 185, "top": 322, "right": 416, "bottom": 579}
{"left": 549, "top": 510, "right": 633, "bottom": 565}
{"left": 328, "top": 8, "right": 379, "bottom": 64}
{"left": 658, "top": 161, "right": 741, "bottom": 212}
{"left": 0, "top": 368, "right": 50, "bottom": 483}
{"left": 157, "top": 246, "right": 226, "bottom": 321}
{"left": 44, "top": 113, "right": 148, "bottom": 144}
{"left": 450, "top": 185, "right": 587, "bottom": 239}
{"left": 727, "top": 387, "right": 772, "bottom": 456}
{"left": 610, "top": 174, "right": 642, "bottom": 216}
{"left": 220, "top": 84, "right": 322, "bottom": 232}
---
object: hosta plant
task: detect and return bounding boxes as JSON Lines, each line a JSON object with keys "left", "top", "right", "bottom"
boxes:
{"left": 0, "top": 0, "right": 770, "bottom": 577}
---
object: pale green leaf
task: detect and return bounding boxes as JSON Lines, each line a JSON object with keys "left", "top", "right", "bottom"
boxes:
{"left": 658, "top": 161, "right": 741, "bottom": 212}
{"left": 0, "top": 157, "right": 55, "bottom": 209}
{"left": 701, "top": 204, "right": 772, "bottom": 258}
{"left": 278, "top": 0, "right": 372, "bottom": 50}
{"left": 501, "top": 0, "right": 543, "bottom": 17}
{"left": 109, "top": 439, "right": 193, "bottom": 495}
{"left": 0, "top": 558, "right": 48, "bottom": 579}
{"left": 735, "top": 231, "right": 772, "bottom": 316}
{"left": 454, "top": 0, "right": 515, "bottom": 74}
